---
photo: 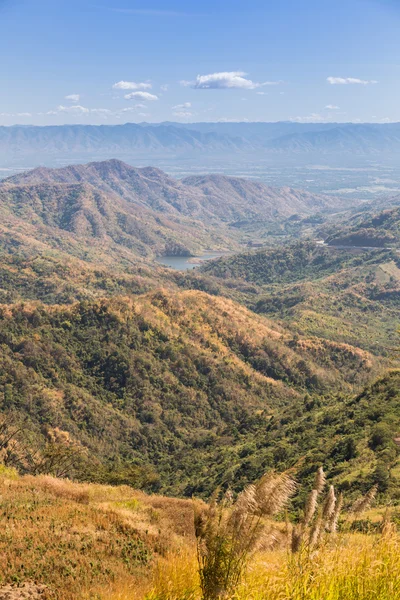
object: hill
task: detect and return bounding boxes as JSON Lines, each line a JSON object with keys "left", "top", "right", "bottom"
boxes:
{"left": 0, "top": 247, "right": 174, "bottom": 305}
{"left": 4, "top": 159, "right": 346, "bottom": 225}
{"left": 325, "top": 206, "right": 400, "bottom": 248}
{"left": 0, "top": 180, "right": 234, "bottom": 261}
{"left": 196, "top": 241, "right": 400, "bottom": 354}
{"left": 0, "top": 289, "right": 382, "bottom": 497}
{"left": 0, "top": 159, "right": 352, "bottom": 267}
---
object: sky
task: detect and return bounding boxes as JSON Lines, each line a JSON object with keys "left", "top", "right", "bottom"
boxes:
{"left": 1, "top": 0, "right": 400, "bottom": 126}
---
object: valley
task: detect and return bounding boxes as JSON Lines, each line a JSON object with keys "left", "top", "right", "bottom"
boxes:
{"left": 3, "top": 1, "right": 400, "bottom": 597}
{"left": 0, "top": 156, "right": 399, "bottom": 599}
{"left": 0, "top": 158, "right": 399, "bottom": 499}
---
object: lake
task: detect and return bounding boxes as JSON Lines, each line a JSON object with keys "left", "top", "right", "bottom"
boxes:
{"left": 155, "top": 252, "right": 228, "bottom": 271}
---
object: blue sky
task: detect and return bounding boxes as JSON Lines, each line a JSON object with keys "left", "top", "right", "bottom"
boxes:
{"left": 1, "top": 0, "right": 400, "bottom": 125}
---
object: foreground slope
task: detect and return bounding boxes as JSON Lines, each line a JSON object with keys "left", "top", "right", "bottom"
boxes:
{"left": 0, "top": 469, "right": 195, "bottom": 600}
{"left": 1, "top": 467, "right": 399, "bottom": 600}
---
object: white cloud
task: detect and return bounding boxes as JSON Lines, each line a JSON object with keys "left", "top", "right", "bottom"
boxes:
{"left": 65, "top": 94, "right": 80, "bottom": 103}
{"left": 120, "top": 104, "right": 146, "bottom": 112}
{"left": 378, "top": 117, "right": 396, "bottom": 123}
{"left": 172, "top": 102, "right": 192, "bottom": 109}
{"left": 173, "top": 110, "right": 193, "bottom": 118}
{"left": 189, "top": 71, "right": 280, "bottom": 90}
{"left": 113, "top": 81, "right": 152, "bottom": 90}
{"left": 327, "top": 77, "right": 377, "bottom": 85}
{"left": 256, "top": 91, "right": 268, "bottom": 96}
{"left": 48, "top": 105, "right": 111, "bottom": 117}
{"left": 0, "top": 112, "right": 32, "bottom": 118}
{"left": 124, "top": 91, "right": 158, "bottom": 101}
{"left": 289, "top": 113, "right": 327, "bottom": 123}
{"left": 217, "top": 117, "right": 250, "bottom": 123}
{"left": 325, "top": 104, "right": 340, "bottom": 109}
{"left": 55, "top": 104, "right": 90, "bottom": 114}
{"left": 160, "top": 84, "right": 169, "bottom": 92}
{"left": 90, "top": 108, "right": 112, "bottom": 115}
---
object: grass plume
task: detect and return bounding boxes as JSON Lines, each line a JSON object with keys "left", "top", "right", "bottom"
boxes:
{"left": 194, "top": 471, "right": 296, "bottom": 600}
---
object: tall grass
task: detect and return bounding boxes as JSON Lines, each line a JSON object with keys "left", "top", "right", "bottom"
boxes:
{"left": 194, "top": 471, "right": 296, "bottom": 600}
{"left": 1, "top": 467, "right": 399, "bottom": 600}
{"left": 133, "top": 532, "right": 400, "bottom": 600}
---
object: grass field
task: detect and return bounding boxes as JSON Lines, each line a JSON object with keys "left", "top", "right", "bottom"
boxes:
{"left": 1, "top": 467, "right": 399, "bottom": 600}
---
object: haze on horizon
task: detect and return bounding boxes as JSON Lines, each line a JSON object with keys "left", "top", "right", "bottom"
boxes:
{"left": 1, "top": 0, "right": 400, "bottom": 127}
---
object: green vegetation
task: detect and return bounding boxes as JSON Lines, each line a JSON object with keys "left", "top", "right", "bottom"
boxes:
{"left": 197, "top": 242, "right": 400, "bottom": 354}
{"left": 324, "top": 205, "right": 400, "bottom": 248}
{"left": 0, "top": 160, "right": 400, "bottom": 598}
{"left": 0, "top": 288, "right": 398, "bottom": 500}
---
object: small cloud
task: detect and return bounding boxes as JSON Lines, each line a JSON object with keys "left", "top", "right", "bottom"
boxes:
{"left": 217, "top": 117, "right": 250, "bottom": 123}
{"left": 120, "top": 104, "right": 146, "bottom": 112}
{"left": 48, "top": 105, "right": 111, "bottom": 117}
{"left": 327, "top": 77, "right": 377, "bottom": 85}
{"left": 56, "top": 104, "right": 90, "bottom": 114}
{"left": 289, "top": 113, "right": 327, "bottom": 123}
{"left": 256, "top": 91, "right": 268, "bottom": 96}
{"left": 378, "top": 117, "right": 395, "bottom": 123}
{"left": 65, "top": 94, "right": 80, "bottom": 103}
{"left": 124, "top": 91, "right": 158, "bottom": 101}
{"left": 113, "top": 81, "right": 152, "bottom": 90}
{"left": 325, "top": 104, "right": 340, "bottom": 110}
{"left": 160, "top": 84, "right": 169, "bottom": 92}
{"left": 173, "top": 110, "right": 193, "bottom": 119}
{"left": 189, "top": 71, "right": 281, "bottom": 90}
{"left": 0, "top": 112, "right": 32, "bottom": 118}
{"left": 172, "top": 102, "right": 192, "bottom": 109}
{"left": 90, "top": 108, "right": 112, "bottom": 115}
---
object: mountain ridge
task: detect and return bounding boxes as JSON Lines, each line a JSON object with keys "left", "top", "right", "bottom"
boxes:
{"left": 3, "top": 159, "right": 349, "bottom": 225}
{"left": 2, "top": 122, "right": 400, "bottom": 166}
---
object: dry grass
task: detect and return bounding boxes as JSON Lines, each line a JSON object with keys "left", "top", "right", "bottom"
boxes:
{"left": 107, "top": 532, "right": 400, "bottom": 600}
{"left": 194, "top": 472, "right": 296, "bottom": 600}
{"left": 1, "top": 468, "right": 400, "bottom": 600}
{"left": 0, "top": 469, "right": 195, "bottom": 600}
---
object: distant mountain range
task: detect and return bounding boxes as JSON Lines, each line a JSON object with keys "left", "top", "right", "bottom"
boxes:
{"left": 0, "top": 159, "right": 346, "bottom": 263}
{"left": 2, "top": 122, "right": 400, "bottom": 166}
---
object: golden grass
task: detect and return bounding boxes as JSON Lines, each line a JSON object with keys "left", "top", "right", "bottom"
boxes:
{"left": 0, "top": 469, "right": 195, "bottom": 600}
{"left": 1, "top": 468, "right": 400, "bottom": 600}
{"left": 106, "top": 533, "right": 400, "bottom": 600}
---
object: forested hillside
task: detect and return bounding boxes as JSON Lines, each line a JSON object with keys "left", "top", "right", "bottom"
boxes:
{"left": 326, "top": 206, "right": 400, "bottom": 248}
{"left": 198, "top": 242, "right": 400, "bottom": 354}
{"left": 0, "top": 289, "right": 387, "bottom": 496}
{"left": 0, "top": 162, "right": 398, "bottom": 503}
